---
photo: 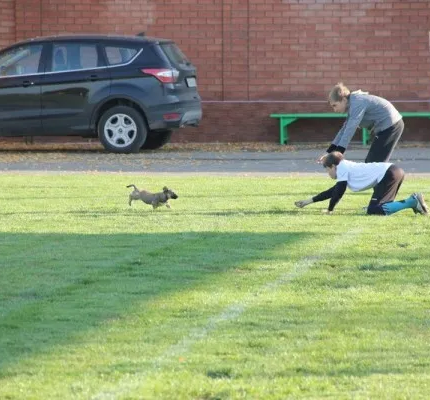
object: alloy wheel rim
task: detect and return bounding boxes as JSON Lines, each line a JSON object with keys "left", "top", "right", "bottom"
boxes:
{"left": 104, "top": 113, "right": 137, "bottom": 147}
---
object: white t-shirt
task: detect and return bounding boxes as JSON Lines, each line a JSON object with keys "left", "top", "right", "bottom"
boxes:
{"left": 336, "top": 160, "right": 391, "bottom": 192}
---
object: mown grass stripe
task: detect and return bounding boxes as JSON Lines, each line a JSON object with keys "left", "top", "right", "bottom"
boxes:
{"left": 92, "top": 228, "right": 363, "bottom": 399}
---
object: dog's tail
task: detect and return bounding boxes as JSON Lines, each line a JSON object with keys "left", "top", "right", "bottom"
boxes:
{"left": 126, "top": 184, "right": 138, "bottom": 190}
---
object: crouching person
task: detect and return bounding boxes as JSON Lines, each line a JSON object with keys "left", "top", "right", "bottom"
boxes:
{"left": 295, "top": 151, "right": 428, "bottom": 216}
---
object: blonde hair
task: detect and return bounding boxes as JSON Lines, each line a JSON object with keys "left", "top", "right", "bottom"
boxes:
{"left": 328, "top": 82, "right": 350, "bottom": 102}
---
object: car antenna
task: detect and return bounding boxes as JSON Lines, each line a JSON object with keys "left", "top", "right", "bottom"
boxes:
{"left": 136, "top": 32, "right": 145, "bottom": 37}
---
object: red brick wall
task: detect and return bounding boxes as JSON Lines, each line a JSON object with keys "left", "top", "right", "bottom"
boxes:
{"left": 14, "top": 0, "right": 157, "bottom": 40}
{"left": 0, "top": 0, "right": 16, "bottom": 48}
{"left": 149, "top": 0, "right": 224, "bottom": 101}
{"left": 4, "top": 0, "right": 430, "bottom": 143}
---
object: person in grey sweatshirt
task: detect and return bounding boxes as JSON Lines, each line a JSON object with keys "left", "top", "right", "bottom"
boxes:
{"left": 317, "top": 82, "right": 404, "bottom": 163}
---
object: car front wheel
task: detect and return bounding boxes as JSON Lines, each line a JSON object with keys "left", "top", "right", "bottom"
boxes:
{"left": 98, "top": 106, "right": 147, "bottom": 153}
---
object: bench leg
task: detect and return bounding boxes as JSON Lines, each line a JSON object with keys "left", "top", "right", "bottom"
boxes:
{"left": 280, "top": 119, "right": 287, "bottom": 144}
{"left": 279, "top": 118, "right": 297, "bottom": 145}
{"left": 362, "top": 128, "right": 369, "bottom": 146}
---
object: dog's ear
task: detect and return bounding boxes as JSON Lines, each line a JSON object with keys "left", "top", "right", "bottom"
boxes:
{"left": 163, "top": 186, "right": 168, "bottom": 192}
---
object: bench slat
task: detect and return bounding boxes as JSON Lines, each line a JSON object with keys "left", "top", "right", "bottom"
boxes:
{"left": 270, "top": 112, "right": 430, "bottom": 145}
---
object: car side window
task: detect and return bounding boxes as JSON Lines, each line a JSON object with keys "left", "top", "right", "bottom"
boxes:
{"left": 105, "top": 46, "right": 138, "bottom": 65}
{"left": 51, "top": 43, "right": 98, "bottom": 72}
{"left": 0, "top": 44, "right": 43, "bottom": 77}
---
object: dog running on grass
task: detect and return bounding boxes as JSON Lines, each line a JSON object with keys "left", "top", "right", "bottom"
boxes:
{"left": 126, "top": 184, "right": 178, "bottom": 209}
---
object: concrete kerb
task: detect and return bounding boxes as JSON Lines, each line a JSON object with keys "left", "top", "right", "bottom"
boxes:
{"left": 0, "top": 145, "right": 429, "bottom": 175}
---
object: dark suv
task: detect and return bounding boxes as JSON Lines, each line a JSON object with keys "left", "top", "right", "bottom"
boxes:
{"left": 0, "top": 34, "right": 202, "bottom": 153}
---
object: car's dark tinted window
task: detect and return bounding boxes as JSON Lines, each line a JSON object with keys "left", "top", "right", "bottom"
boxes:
{"left": 160, "top": 43, "right": 190, "bottom": 66}
{"left": 105, "top": 46, "right": 138, "bottom": 65}
{"left": 51, "top": 43, "right": 98, "bottom": 72}
{"left": 0, "top": 44, "right": 43, "bottom": 76}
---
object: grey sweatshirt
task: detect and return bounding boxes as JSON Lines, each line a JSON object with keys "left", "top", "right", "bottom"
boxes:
{"left": 332, "top": 91, "right": 402, "bottom": 149}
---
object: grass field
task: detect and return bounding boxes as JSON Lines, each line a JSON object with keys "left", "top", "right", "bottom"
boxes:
{"left": 0, "top": 174, "right": 429, "bottom": 400}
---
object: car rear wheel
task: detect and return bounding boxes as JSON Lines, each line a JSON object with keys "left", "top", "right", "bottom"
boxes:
{"left": 141, "top": 129, "right": 172, "bottom": 150}
{"left": 98, "top": 106, "right": 147, "bottom": 153}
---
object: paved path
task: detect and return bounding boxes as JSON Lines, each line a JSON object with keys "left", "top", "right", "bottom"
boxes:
{"left": 0, "top": 147, "right": 429, "bottom": 175}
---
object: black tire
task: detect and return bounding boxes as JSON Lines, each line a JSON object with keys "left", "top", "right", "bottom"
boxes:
{"left": 141, "top": 129, "right": 173, "bottom": 150}
{"left": 98, "top": 106, "right": 147, "bottom": 153}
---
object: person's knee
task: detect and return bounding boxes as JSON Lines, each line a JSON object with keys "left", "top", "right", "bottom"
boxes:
{"left": 367, "top": 204, "right": 385, "bottom": 215}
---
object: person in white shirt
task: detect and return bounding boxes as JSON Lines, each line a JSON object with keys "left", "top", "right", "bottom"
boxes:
{"left": 295, "top": 151, "right": 428, "bottom": 216}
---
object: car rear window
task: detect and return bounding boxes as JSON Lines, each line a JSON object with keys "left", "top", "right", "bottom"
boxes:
{"left": 160, "top": 43, "right": 190, "bottom": 66}
{"left": 105, "top": 46, "right": 138, "bottom": 65}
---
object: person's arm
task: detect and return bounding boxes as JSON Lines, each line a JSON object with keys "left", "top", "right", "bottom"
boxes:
{"left": 312, "top": 184, "right": 336, "bottom": 203}
{"left": 295, "top": 184, "right": 337, "bottom": 208}
{"left": 334, "top": 104, "right": 366, "bottom": 150}
{"left": 317, "top": 128, "right": 346, "bottom": 163}
{"left": 326, "top": 121, "right": 347, "bottom": 153}
{"left": 326, "top": 143, "right": 346, "bottom": 154}
{"left": 322, "top": 99, "right": 367, "bottom": 158}
{"left": 295, "top": 182, "right": 347, "bottom": 213}
{"left": 327, "top": 181, "right": 347, "bottom": 212}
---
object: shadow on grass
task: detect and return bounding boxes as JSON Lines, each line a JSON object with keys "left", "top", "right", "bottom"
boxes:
{"left": 0, "top": 231, "right": 310, "bottom": 374}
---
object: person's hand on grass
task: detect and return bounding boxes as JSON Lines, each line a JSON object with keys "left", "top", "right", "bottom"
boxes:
{"left": 295, "top": 198, "right": 313, "bottom": 208}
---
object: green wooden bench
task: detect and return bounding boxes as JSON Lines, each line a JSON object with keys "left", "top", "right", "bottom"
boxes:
{"left": 270, "top": 112, "right": 430, "bottom": 146}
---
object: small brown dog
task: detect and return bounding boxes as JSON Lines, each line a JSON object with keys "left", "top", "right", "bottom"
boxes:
{"left": 127, "top": 184, "right": 178, "bottom": 209}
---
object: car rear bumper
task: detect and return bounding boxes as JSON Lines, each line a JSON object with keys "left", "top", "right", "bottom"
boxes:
{"left": 178, "top": 108, "right": 202, "bottom": 127}
{"left": 147, "top": 99, "right": 202, "bottom": 130}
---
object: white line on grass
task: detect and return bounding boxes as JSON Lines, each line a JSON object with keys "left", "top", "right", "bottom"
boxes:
{"left": 92, "top": 227, "right": 363, "bottom": 400}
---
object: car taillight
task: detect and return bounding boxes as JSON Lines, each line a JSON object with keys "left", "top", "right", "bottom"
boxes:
{"left": 141, "top": 68, "right": 179, "bottom": 83}
{"left": 163, "top": 113, "right": 181, "bottom": 120}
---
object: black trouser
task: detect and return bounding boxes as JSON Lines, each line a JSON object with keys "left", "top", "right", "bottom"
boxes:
{"left": 367, "top": 165, "right": 405, "bottom": 215}
{"left": 365, "top": 119, "right": 404, "bottom": 163}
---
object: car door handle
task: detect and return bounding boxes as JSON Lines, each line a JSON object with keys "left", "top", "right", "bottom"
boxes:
{"left": 22, "top": 80, "right": 34, "bottom": 87}
{"left": 88, "top": 75, "right": 99, "bottom": 81}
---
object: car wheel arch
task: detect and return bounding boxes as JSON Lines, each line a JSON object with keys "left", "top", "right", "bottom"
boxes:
{"left": 91, "top": 97, "right": 149, "bottom": 132}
